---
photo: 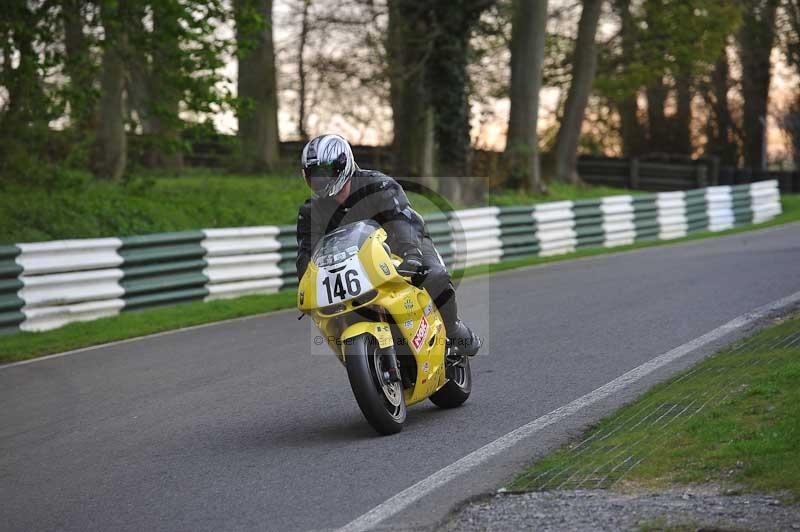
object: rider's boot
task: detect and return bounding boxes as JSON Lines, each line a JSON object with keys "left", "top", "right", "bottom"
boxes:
{"left": 447, "top": 319, "right": 483, "bottom": 358}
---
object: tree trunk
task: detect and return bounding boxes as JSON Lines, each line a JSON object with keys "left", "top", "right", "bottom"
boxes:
{"left": 619, "top": 96, "right": 642, "bottom": 157}
{"left": 62, "top": 0, "right": 95, "bottom": 133}
{"left": 235, "top": 0, "right": 280, "bottom": 172}
{"left": 93, "top": 2, "right": 127, "bottom": 181}
{"left": 674, "top": 68, "right": 692, "bottom": 155}
{"left": 388, "top": 0, "right": 435, "bottom": 186}
{"left": 148, "top": 4, "right": 183, "bottom": 170}
{"left": 504, "top": 0, "right": 548, "bottom": 192}
{"left": 705, "top": 54, "right": 739, "bottom": 165}
{"left": 424, "top": 0, "right": 489, "bottom": 203}
{"left": 615, "top": 0, "right": 642, "bottom": 157}
{"left": 297, "top": 0, "right": 310, "bottom": 141}
{"left": 552, "top": 0, "right": 603, "bottom": 184}
{"left": 738, "top": 0, "right": 779, "bottom": 170}
{"left": 646, "top": 76, "right": 668, "bottom": 153}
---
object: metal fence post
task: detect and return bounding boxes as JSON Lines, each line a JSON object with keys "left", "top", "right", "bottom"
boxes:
{"left": 709, "top": 156, "right": 720, "bottom": 186}
{"left": 696, "top": 165, "right": 708, "bottom": 187}
{"left": 629, "top": 158, "right": 640, "bottom": 189}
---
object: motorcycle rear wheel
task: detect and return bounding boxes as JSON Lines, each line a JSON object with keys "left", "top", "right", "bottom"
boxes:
{"left": 429, "top": 354, "right": 472, "bottom": 409}
{"left": 345, "top": 334, "right": 406, "bottom": 435}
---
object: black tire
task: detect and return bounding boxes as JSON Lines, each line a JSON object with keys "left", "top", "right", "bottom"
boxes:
{"left": 345, "top": 334, "right": 406, "bottom": 435}
{"left": 429, "top": 355, "right": 472, "bottom": 409}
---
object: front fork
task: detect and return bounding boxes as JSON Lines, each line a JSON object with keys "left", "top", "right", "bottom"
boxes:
{"left": 377, "top": 307, "right": 401, "bottom": 384}
{"left": 380, "top": 344, "right": 402, "bottom": 384}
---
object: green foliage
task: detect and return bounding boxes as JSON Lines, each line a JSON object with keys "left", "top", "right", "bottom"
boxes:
{"left": 779, "top": 0, "right": 800, "bottom": 71}
{"left": 596, "top": 0, "right": 743, "bottom": 101}
{"left": 487, "top": 180, "right": 637, "bottom": 205}
{"left": 0, "top": 1, "right": 72, "bottom": 183}
{"left": 0, "top": 0, "right": 236, "bottom": 182}
{"left": 0, "top": 170, "right": 307, "bottom": 244}
{"left": 0, "top": 170, "right": 637, "bottom": 244}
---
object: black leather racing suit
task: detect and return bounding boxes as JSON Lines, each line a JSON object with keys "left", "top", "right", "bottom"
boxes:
{"left": 295, "top": 169, "right": 460, "bottom": 331}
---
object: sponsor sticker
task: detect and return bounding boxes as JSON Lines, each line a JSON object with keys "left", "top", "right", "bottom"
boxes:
{"left": 404, "top": 319, "right": 413, "bottom": 329}
{"left": 380, "top": 262, "right": 391, "bottom": 276}
{"left": 411, "top": 316, "right": 429, "bottom": 351}
{"left": 422, "top": 361, "right": 429, "bottom": 374}
{"left": 404, "top": 298, "right": 414, "bottom": 311}
{"left": 423, "top": 302, "right": 433, "bottom": 316}
{"left": 375, "top": 324, "right": 392, "bottom": 348}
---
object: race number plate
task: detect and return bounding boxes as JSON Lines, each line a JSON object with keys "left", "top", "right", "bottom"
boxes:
{"left": 316, "top": 255, "right": 373, "bottom": 307}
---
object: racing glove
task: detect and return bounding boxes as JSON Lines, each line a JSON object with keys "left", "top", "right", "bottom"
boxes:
{"left": 397, "top": 249, "right": 427, "bottom": 286}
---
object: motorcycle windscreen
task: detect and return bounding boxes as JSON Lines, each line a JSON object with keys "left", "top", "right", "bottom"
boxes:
{"left": 311, "top": 220, "right": 380, "bottom": 307}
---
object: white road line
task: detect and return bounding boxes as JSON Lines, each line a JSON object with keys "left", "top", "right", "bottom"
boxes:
{"left": 336, "top": 290, "right": 800, "bottom": 532}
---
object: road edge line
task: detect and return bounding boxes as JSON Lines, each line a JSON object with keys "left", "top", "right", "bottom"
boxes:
{"left": 0, "top": 307, "right": 299, "bottom": 371}
{"left": 335, "top": 290, "right": 800, "bottom": 532}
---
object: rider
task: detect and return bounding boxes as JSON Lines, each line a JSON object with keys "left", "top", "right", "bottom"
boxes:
{"left": 295, "top": 134, "right": 482, "bottom": 357}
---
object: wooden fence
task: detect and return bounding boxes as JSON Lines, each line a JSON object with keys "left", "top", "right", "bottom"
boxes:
{"left": 181, "top": 135, "right": 798, "bottom": 194}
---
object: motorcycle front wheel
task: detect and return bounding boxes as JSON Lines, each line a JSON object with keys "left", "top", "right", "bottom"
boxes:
{"left": 345, "top": 334, "right": 407, "bottom": 435}
{"left": 429, "top": 354, "right": 472, "bottom": 409}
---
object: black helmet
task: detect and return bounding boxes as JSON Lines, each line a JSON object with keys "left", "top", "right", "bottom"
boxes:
{"left": 300, "top": 134, "right": 356, "bottom": 197}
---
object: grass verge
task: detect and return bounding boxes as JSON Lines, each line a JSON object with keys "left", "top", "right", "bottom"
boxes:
{"left": 1, "top": 195, "right": 798, "bottom": 365}
{"left": 509, "top": 312, "right": 800, "bottom": 500}
{"left": 0, "top": 169, "right": 633, "bottom": 244}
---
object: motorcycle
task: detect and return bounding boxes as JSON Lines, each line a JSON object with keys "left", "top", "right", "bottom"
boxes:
{"left": 297, "top": 220, "right": 472, "bottom": 435}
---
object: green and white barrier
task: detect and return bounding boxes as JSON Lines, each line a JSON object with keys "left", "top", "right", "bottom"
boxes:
{"left": 0, "top": 180, "right": 782, "bottom": 334}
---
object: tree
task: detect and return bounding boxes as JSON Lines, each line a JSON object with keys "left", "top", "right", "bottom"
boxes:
{"left": 276, "top": 0, "right": 393, "bottom": 147}
{"left": 127, "top": 1, "right": 231, "bottom": 171}
{"left": 551, "top": 0, "right": 603, "bottom": 183}
{"left": 424, "top": 0, "right": 494, "bottom": 203}
{"left": 596, "top": 0, "right": 741, "bottom": 159}
{"left": 777, "top": 0, "right": 800, "bottom": 167}
{"left": 388, "top": 0, "right": 435, "bottom": 182}
{"left": 641, "top": 0, "right": 669, "bottom": 151}
{"left": 701, "top": 52, "right": 740, "bottom": 165}
{"left": 613, "top": 0, "right": 644, "bottom": 157}
{"left": 92, "top": 0, "right": 128, "bottom": 181}
{"left": 128, "top": 2, "right": 183, "bottom": 170}
{"left": 0, "top": 1, "right": 62, "bottom": 182}
{"left": 296, "top": 0, "right": 311, "bottom": 140}
{"left": 235, "top": 0, "right": 281, "bottom": 172}
{"left": 61, "top": 0, "right": 97, "bottom": 136}
{"left": 781, "top": 0, "right": 800, "bottom": 70}
{"left": 504, "top": 0, "right": 548, "bottom": 192}
{"left": 738, "top": 0, "right": 779, "bottom": 170}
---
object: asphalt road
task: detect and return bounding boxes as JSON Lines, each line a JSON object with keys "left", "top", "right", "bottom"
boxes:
{"left": 2, "top": 224, "right": 800, "bottom": 532}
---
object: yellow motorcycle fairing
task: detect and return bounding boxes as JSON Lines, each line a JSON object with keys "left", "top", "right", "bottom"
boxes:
{"left": 297, "top": 226, "right": 449, "bottom": 406}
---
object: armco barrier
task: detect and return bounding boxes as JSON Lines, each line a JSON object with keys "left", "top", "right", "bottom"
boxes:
{"left": 120, "top": 231, "right": 208, "bottom": 309}
{"left": 0, "top": 180, "right": 782, "bottom": 334}
{"left": 0, "top": 245, "right": 24, "bottom": 334}
{"left": 201, "top": 227, "right": 284, "bottom": 301}
{"left": 16, "top": 239, "right": 125, "bottom": 331}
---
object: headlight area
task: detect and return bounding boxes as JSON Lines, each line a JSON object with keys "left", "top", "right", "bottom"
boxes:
{"left": 318, "top": 289, "right": 379, "bottom": 317}
{"left": 319, "top": 302, "right": 347, "bottom": 316}
{"left": 352, "top": 289, "right": 378, "bottom": 307}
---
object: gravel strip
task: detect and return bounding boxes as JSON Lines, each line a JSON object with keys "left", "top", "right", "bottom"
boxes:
{"left": 439, "top": 487, "right": 800, "bottom": 531}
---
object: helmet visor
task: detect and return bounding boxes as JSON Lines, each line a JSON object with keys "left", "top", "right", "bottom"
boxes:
{"left": 303, "top": 163, "right": 338, "bottom": 193}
